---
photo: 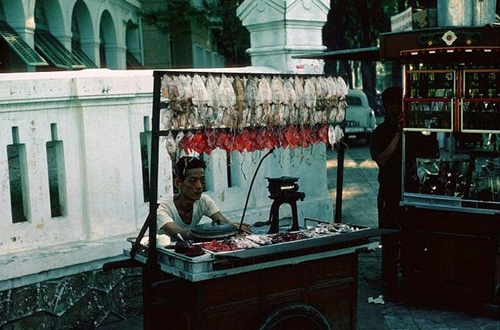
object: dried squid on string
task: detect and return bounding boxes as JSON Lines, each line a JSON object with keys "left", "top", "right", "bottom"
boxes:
{"left": 256, "top": 76, "right": 272, "bottom": 126}
{"left": 282, "top": 125, "right": 298, "bottom": 150}
{"left": 313, "top": 77, "right": 328, "bottom": 125}
{"left": 233, "top": 75, "right": 246, "bottom": 130}
{"left": 302, "top": 77, "right": 316, "bottom": 126}
{"left": 244, "top": 76, "right": 258, "bottom": 127}
{"left": 159, "top": 75, "right": 181, "bottom": 130}
{"left": 205, "top": 129, "right": 218, "bottom": 155}
{"left": 165, "top": 131, "right": 177, "bottom": 160}
{"left": 336, "top": 77, "right": 349, "bottom": 97}
{"left": 173, "top": 75, "right": 189, "bottom": 129}
{"left": 161, "top": 107, "right": 176, "bottom": 130}
{"left": 284, "top": 77, "right": 297, "bottom": 125}
{"left": 326, "top": 76, "right": 339, "bottom": 123}
{"left": 328, "top": 124, "right": 344, "bottom": 147}
{"left": 205, "top": 75, "right": 220, "bottom": 128}
{"left": 160, "top": 75, "right": 170, "bottom": 100}
{"left": 334, "top": 77, "right": 348, "bottom": 122}
{"left": 178, "top": 74, "right": 200, "bottom": 129}
{"left": 179, "top": 131, "right": 194, "bottom": 155}
{"left": 318, "top": 124, "right": 329, "bottom": 144}
{"left": 216, "top": 129, "right": 235, "bottom": 152}
{"left": 294, "top": 76, "right": 305, "bottom": 125}
{"left": 335, "top": 98, "right": 347, "bottom": 123}
{"left": 270, "top": 76, "right": 287, "bottom": 126}
{"left": 192, "top": 74, "right": 210, "bottom": 128}
{"left": 189, "top": 130, "right": 208, "bottom": 155}
{"left": 219, "top": 74, "right": 236, "bottom": 128}
{"left": 328, "top": 124, "right": 336, "bottom": 146}
{"left": 162, "top": 75, "right": 181, "bottom": 112}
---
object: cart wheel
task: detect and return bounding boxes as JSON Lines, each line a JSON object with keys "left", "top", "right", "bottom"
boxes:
{"left": 258, "top": 303, "right": 331, "bottom": 330}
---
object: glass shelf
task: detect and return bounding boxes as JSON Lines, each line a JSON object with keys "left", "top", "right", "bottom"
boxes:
{"left": 402, "top": 136, "right": 500, "bottom": 214}
{"left": 403, "top": 98, "right": 453, "bottom": 131}
{"left": 461, "top": 98, "right": 500, "bottom": 133}
{"left": 406, "top": 69, "right": 455, "bottom": 99}
{"left": 463, "top": 69, "right": 499, "bottom": 99}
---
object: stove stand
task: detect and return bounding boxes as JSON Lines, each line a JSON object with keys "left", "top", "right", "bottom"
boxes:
{"left": 266, "top": 177, "right": 306, "bottom": 234}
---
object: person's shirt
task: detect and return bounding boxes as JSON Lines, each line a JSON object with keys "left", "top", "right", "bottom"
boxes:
{"left": 156, "top": 194, "right": 220, "bottom": 235}
{"left": 369, "top": 120, "right": 402, "bottom": 202}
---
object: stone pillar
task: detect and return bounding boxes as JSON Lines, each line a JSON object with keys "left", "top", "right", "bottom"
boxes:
{"left": 237, "top": 0, "right": 330, "bottom": 74}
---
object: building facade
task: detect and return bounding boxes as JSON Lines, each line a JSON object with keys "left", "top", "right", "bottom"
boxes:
{"left": 0, "top": 0, "right": 225, "bottom": 73}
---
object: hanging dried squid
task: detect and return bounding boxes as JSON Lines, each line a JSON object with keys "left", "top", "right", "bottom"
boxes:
{"left": 219, "top": 74, "right": 236, "bottom": 128}
{"left": 192, "top": 74, "right": 210, "bottom": 128}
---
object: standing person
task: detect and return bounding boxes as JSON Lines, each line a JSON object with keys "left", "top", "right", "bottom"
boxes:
{"left": 157, "top": 156, "right": 250, "bottom": 240}
{"left": 369, "top": 86, "right": 404, "bottom": 301}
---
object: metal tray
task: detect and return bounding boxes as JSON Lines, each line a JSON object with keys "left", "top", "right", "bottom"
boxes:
{"left": 210, "top": 228, "right": 394, "bottom": 260}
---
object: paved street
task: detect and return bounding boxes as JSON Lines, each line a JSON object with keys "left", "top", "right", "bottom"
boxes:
{"left": 99, "top": 140, "right": 499, "bottom": 329}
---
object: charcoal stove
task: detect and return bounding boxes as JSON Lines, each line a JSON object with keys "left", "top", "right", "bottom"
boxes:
{"left": 266, "top": 176, "right": 305, "bottom": 234}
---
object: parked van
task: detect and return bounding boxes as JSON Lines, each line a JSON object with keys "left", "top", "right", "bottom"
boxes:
{"left": 344, "top": 89, "right": 377, "bottom": 144}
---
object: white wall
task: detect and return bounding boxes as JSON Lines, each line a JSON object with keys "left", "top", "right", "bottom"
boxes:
{"left": 0, "top": 69, "right": 334, "bottom": 290}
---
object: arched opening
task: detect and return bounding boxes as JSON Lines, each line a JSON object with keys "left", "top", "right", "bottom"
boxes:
{"left": 126, "top": 19, "right": 143, "bottom": 69}
{"left": 71, "top": 0, "right": 97, "bottom": 68}
{"left": 34, "top": 0, "right": 84, "bottom": 70}
{"left": 99, "top": 10, "right": 117, "bottom": 69}
{"left": 0, "top": 0, "right": 47, "bottom": 72}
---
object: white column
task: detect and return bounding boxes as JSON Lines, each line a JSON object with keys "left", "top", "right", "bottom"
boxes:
{"left": 237, "top": 0, "right": 330, "bottom": 74}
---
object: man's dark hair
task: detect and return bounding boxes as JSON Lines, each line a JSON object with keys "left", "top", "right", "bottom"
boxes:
{"left": 174, "top": 156, "right": 206, "bottom": 181}
{"left": 382, "top": 86, "right": 402, "bottom": 117}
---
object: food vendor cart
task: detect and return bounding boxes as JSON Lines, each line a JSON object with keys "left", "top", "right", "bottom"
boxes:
{"left": 104, "top": 70, "right": 395, "bottom": 329}
{"left": 389, "top": 26, "right": 499, "bottom": 312}
{"left": 297, "top": 24, "right": 499, "bottom": 313}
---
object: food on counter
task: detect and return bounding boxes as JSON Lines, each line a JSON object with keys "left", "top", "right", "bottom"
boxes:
{"left": 302, "top": 223, "right": 368, "bottom": 238}
{"left": 201, "top": 240, "right": 239, "bottom": 252}
{"left": 232, "top": 237, "right": 261, "bottom": 249}
{"left": 245, "top": 234, "right": 273, "bottom": 246}
{"left": 167, "top": 223, "right": 369, "bottom": 255}
{"left": 270, "top": 232, "right": 306, "bottom": 244}
{"left": 175, "top": 240, "right": 191, "bottom": 254}
{"left": 185, "top": 245, "right": 204, "bottom": 257}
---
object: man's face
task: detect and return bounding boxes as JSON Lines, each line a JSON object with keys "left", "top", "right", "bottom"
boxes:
{"left": 178, "top": 167, "right": 205, "bottom": 201}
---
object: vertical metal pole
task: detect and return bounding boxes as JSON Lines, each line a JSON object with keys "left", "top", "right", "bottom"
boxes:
{"left": 334, "top": 142, "right": 345, "bottom": 223}
{"left": 144, "top": 71, "right": 162, "bottom": 330}
{"left": 148, "top": 72, "right": 161, "bottom": 263}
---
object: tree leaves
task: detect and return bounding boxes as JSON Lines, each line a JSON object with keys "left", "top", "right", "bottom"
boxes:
{"left": 140, "top": 0, "right": 213, "bottom": 36}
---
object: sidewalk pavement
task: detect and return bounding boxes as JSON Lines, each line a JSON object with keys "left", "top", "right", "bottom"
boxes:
{"left": 98, "top": 141, "right": 499, "bottom": 329}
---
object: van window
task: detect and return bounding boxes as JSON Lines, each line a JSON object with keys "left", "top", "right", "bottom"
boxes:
{"left": 346, "top": 96, "right": 362, "bottom": 106}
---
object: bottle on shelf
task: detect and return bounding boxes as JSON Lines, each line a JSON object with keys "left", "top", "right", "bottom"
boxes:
{"left": 487, "top": 72, "right": 496, "bottom": 98}
{"left": 467, "top": 72, "right": 479, "bottom": 98}
{"left": 428, "top": 72, "right": 435, "bottom": 98}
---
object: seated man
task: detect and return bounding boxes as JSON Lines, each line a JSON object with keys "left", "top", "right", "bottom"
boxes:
{"left": 157, "top": 156, "right": 249, "bottom": 240}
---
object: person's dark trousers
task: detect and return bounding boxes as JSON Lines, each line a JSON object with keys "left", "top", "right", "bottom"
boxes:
{"left": 378, "top": 197, "right": 401, "bottom": 297}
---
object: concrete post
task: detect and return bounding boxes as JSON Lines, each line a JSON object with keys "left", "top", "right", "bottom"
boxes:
{"left": 237, "top": 0, "right": 330, "bottom": 74}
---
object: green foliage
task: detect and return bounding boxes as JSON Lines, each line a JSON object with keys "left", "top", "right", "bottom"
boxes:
{"left": 210, "top": 0, "right": 250, "bottom": 66}
{"left": 140, "top": 0, "right": 213, "bottom": 36}
{"left": 324, "top": 0, "right": 435, "bottom": 106}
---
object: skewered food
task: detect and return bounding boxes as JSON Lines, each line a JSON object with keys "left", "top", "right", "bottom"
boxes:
{"left": 158, "top": 73, "right": 348, "bottom": 152}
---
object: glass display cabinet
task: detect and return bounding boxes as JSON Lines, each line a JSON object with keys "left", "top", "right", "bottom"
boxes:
{"left": 376, "top": 25, "right": 500, "bottom": 312}
{"left": 402, "top": 63, "right": 500, "bottom": 215}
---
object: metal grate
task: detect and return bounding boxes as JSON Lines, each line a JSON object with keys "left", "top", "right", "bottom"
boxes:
{"left": 35, "top": 29, "right": 85, "bottom": 69}
{"left": 0, "top": 20, "right": 48, "bottom": 66}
